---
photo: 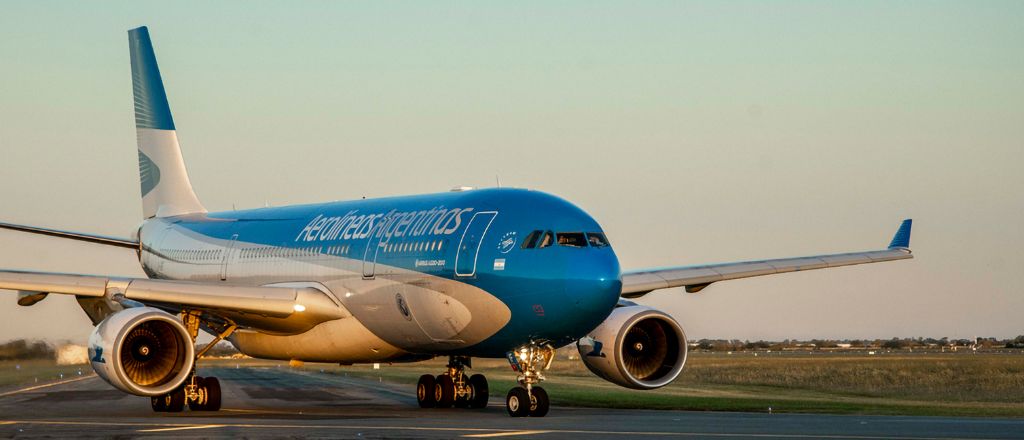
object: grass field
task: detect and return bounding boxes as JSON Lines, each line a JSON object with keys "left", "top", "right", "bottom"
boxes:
{"left": 204, "top": 351, "right": 1024, "bottom": 418}
{"left": 7, "top": 351, "right": 1024, "bottom": 417}
{"left": 0, "top": 360, "right": 90, "bottom": 390}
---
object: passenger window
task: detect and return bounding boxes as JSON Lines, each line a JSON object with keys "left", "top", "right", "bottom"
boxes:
{"left": 557, "top": 232, "right": 587, "bottom": 247}
{"left": 587, "top": 232, "right": 609, "bottom": 247}
{"left": 538, "top": 231, "right": 554, "bottom": 248}
{"left": 521, "top": 230, "right": 542, "bottom": 249}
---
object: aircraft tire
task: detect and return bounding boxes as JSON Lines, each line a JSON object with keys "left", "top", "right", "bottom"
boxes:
{"left": 505, "top": 387, "right": 530, "bottom": 417}
{"left": 150, "top": 395, "right": 167, "bottom": 412}
{"left": 165, "top": 387, "right": 186, "bottom": 413}
{"left": 528, "top": 386, "right": 549, "bottom": 417}
{"left": 416, "top": 374, "right": 437, "bottom": 408}
{"left": 468, "top": 374, "right": 489, "bottom": 409}
{"left": 204, "top": 377, "right": 222, "bottom": 411}
{"left": 435, "top": 374, "right": 455, "bottom": 408}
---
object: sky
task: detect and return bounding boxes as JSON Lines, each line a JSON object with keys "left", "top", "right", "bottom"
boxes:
{"left": 1, "top": 2, "right": 1022, "bottom": 344}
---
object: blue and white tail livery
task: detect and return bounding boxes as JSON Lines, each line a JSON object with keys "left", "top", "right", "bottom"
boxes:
{"left": 130, "top": 27, "right": 204, "bottom": 218}
{"left": 0, "top": 26, "right": 913, "bottom": 417}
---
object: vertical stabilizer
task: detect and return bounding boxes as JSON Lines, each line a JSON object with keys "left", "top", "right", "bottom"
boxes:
{"left": 129, "top": 26, "right": 205, "bottom": 218}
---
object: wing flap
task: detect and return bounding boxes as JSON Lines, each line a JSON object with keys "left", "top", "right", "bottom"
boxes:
{"left": 621, "top": 220, "right": 913, "bottom": 298}
{"left": 125, "top": 279, "right": 298, "bottom": 317}
{"left": 0, "top": 270, "right": 108, "bottom": 297}
{"left": 0, "top": 270, "right": 347, "bottom": 330}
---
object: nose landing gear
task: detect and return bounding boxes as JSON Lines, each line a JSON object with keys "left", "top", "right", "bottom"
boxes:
{"left": 504, "top": 342, "right": 554, "bottom": 417}
{"left": 416, "top": 356, "right": 489, "bottom": 409}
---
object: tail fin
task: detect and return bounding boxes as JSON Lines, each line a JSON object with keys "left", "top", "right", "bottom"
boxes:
{"left": 128, "top": 26, "right": 205, "bottom": 218}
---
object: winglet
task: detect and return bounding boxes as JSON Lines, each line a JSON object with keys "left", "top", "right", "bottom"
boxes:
{"left": 888, "top": 219, "right": 912, "bottom": 249}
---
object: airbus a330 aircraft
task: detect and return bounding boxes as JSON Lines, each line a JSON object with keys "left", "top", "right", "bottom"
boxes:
{"left": 1, "top": 27, "right": 913, "bottom": 417}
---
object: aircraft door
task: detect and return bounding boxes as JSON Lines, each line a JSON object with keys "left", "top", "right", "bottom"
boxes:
{"left": 220, "top": 234, "right": 238, "bottom": 281}
{"left": 363, "top": 230, "right": 386, "bottom": 278}
{"left": 455, "top": 212, "right": 497, "bottom": 277}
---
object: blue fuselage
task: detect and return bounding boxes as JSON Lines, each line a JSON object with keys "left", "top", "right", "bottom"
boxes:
{"left": 138, "top": 188, "right": 622, "bottom": 358}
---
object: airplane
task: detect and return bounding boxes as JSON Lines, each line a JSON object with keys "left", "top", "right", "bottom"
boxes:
{"left": 0, "top": 26, "right": 913, "bottom": 417}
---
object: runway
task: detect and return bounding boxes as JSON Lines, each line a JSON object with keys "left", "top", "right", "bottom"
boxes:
{"left": 1, "top": 366, "right": 1022, "bottom": 439}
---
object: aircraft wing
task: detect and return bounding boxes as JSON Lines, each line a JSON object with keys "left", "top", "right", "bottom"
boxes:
{"left": 620, "top": 219, "right": 913, "bottom": 298}
{"left": 0, "top": 269, "right": 347, "bottom": 331}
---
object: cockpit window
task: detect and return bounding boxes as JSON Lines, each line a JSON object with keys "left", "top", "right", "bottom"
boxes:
{"left": 538, "top": 231, "right": 555, "bottom": 248}
{"left": 557, "top": 232, "right": 587, "bottom": 247}
{"left": 522, "top": 230, "right": 542, "bottom": 249}
{"left": 587, "top": 232, "right": 609, "bottom": 247}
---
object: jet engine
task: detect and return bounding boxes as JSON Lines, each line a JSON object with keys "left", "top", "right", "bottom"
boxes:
{"left": 576, "top": 304, "right": 688, "bottom": 389}
{"left": 88, "top": 307, "right": 195, "bottom": 396}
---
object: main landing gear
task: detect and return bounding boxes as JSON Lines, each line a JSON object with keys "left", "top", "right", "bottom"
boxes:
{"left": 151, "top": 311, "right": 235, "bottom": 413}
{"left": 416, "top": 356, "right": 489, "bottom": 409}
{"left": 504, "top": 343, "right": 554, "bottom": 417}
{"left": 151, "top": 375, "right": 222, "bottom": 412}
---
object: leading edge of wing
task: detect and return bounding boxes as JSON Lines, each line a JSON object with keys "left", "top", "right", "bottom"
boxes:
{"left": 0, "top": 220, "right": 139, "bottom": 249}
{"left": 620, "top": 219, "right": 913, "bottom": 298}
{"left": 0, "top": 269, "right": 347, "bottom": 325}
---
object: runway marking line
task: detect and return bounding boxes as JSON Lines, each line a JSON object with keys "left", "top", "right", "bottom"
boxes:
{"left": 137, "top": 424, "right": 225, "bottom": 433}
{"left": 0, "top": 375, "right": 96, "bottom": 398}
{"left": 0, "top": 422, "right": 16, "bottom": 426}
{"left": 0, "top": 419, "right": 1014, "bottom": 440}
{"left": 463, "top": 430, "right": 552, "bottom": 438}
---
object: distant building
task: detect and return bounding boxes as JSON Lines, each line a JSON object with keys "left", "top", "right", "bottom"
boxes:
{"left": 56, "top": 344, "right": 88, "bottom": 365}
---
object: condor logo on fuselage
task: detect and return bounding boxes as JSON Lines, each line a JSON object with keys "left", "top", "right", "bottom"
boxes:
{"left": 89, "top": 346, "right": 106, "bottom": 364}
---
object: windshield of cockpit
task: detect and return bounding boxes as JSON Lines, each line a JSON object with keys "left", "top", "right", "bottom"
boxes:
{"left": 520, "top": 230, "right": 609, "bottom": 249}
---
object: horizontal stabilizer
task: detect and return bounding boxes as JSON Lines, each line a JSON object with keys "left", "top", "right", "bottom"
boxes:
{"left": 0, "top": 220, "right": 138, "bottom": 249}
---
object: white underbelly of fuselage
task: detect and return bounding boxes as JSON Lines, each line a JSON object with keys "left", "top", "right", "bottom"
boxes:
{"left": 141, "top": 224, "right": 511, "bottom": 363}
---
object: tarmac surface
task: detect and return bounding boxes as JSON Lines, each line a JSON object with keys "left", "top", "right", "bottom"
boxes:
{"left": 1, "top": 365, "right": 1023, "bottom": 439}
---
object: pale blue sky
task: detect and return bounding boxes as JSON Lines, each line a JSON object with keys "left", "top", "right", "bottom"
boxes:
{"left": 1, "top": 2, "right": 1022, "bottom": 343}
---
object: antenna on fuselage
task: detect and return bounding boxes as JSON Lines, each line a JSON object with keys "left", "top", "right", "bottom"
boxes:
{"left": 496, "top": 175, "right": 501, "bottom": 188}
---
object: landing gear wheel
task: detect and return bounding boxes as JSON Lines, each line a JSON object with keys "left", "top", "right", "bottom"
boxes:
{"left": 434, "top": 375, "right": 455, "bottom": 408}
{"left": 203, "top": 377, "right": 222, "bottom": 411}
{"left": 151, "top": 395, "right": 167, "bottom": 412}
{"left": 506, "top": 387, "right": 530, "bottom": 417}
{"left": 159, "top": 387, "right": 186, "bottom": 413}
{"left": 468, "top": 374, "right": 489, "bottom": 409}
{"left": 188, "top": 377, "right": 208, "bottom": 411}
{"left": 528, "top": 386, "right": 549, "bottom": 417}
{"left": 416, "top": 374, "right": 437, "bottom": 408}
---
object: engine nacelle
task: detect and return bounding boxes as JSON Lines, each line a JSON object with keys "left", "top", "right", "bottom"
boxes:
{"left": 88, "top": 307, "right": 195, "bottom": 396}
{"left": 576, "top": 305, "right": 688, "bottom": 389}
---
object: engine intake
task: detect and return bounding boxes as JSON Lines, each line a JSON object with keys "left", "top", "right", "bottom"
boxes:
{"left": 577, "top": 305, "right": 687, "bottom": 389}
{"left": 88, "top": 307, "right": 194, "bottom": 396}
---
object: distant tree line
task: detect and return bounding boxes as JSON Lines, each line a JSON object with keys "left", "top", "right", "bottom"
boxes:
{"left": 0, "top": 339, "right": 55, "bottom": 360}
{"left": 691, "top": 336, "right": 1024, "bottom": 352}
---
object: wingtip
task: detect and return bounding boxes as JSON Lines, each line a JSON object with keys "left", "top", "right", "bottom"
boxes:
{"left": 888, "top": 219, "right": 912, "bottom": 249}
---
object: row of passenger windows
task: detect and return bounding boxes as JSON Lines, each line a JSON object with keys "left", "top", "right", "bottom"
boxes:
{"left": 239, "top": 246, "right": 328, "bottom": 260}
{"left": 168, "top": 240, "right": 446, "bottom": 263}
{"left": 381, "top": 239, "right": 446, "bottom": 254}
{"left": 166, "top": 249, "right": 222, "bottom": 261}
{"left": 521, "top": 231, "right": 609, "bottom": 249}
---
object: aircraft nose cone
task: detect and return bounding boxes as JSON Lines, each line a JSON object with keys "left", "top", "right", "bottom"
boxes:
{"left": 565, "top": 251, "right": 621, "bottom": 320}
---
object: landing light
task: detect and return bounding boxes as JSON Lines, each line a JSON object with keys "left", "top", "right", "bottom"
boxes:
{"left": 293, "top": 304, "right": 306, "bottom": 313}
